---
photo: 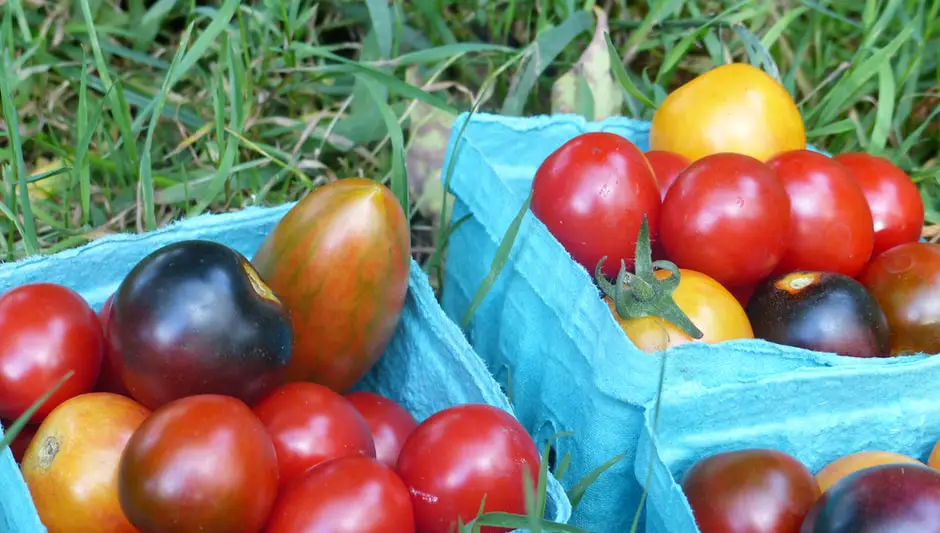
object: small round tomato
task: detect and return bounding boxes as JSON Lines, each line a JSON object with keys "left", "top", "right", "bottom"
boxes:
{"left": 859, "top": 242, "right": 940, "bottom": 355}
{"left": 766, "top": 150, "right": 875, "bottom": 277}
{"left": 118, "top": 394, "right": 279, "bottom": 533}
{"left": 531, "top": 131, "right": 661, "bottom": 277}
{"left": 344, "top": 391, "right": 418, "bottom": 468}
{"left": 659, "top": 153, "right": 792, "bottom": 287}
{"left": 396, "top": 404, "right": 541, "bottom": 533}
{"left": 21, "top": 392, "right": 150, "bottom": 533}
{"left": 814, "top": 451, "right": 923, "bottom": 494}
{"left": 834, "top": 153, "right": 924, "bottom": 257}
{"left": 644, "top": 150, "right": 691, "bottom": 199}
{"left": 94, "top": 294, "right": 129, "bottom": 396}
{"left": 0, "top": 283, "right": 104, "bottom": 422}
{"left": 682, "top": 448, "right": 820, "bottom": 533}
{"left": 254, "top": 382, "right": 376, "bottom": 489}
{"left": 264, "top": 456, "right": 415, "bottom": 533}
{"left": 609, "top": 268, "right": 753, "bottom": 352}
{"left": 930, "top": 441, "right": 940, "bottom": 470}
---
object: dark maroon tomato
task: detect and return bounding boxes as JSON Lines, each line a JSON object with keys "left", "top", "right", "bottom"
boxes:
{"left": 109, "top": 240, "right": 293, "bottom": 409}
{"left": 644, "top": 150, "right": 691, "bottom": 199}
{"left": 801, "top": 463, "right": 940, "bottom": 533}
{"left": 746, "top": 271, "right": 890, "bottom": 357}
{"left": 344, "top": 391, "right": 418, "bottom": 468}
{"left": 531, "top": 132, "right": 661, "bottom": 277}
{"left": 682, "top": 448, "right": 820, "bottom": 533}
{"left": 766, "top": 150, "right": 874, "bottom": 278}
{"left": 4, "top": 421, "right": 38, "bottom": 463}
{"left": 264, "top": 456, "right": 415, "bottom": 533}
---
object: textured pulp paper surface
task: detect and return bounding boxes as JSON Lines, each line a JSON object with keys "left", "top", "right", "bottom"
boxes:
{"left": 636, "top": 354, "right": 940, "bottom": 532}
{"left": 0, "top": 204, "right": 571, "bottom": 532}
{"left": 438, "top": 111, "right": 936, "bottom": 532}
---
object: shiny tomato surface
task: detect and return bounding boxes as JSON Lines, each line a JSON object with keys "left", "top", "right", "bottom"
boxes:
{"left": 644, "top": 150, "right": 691, "bottom": 199}
{"left": 344, "top": 391, "right": 418, "bottom": 468}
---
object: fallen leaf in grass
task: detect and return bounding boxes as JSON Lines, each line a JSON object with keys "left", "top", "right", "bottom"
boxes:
{"left": 405, "top": 65, "right": 456, "bottom": 222}
{"left": 27, "top": 157, "right": 67, "bottom": 200}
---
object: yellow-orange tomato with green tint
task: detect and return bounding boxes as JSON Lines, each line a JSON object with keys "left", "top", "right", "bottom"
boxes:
{"left": 814, "top": 451, "right": 924, "bottom": 493}
{"left": 649, "top": 63, "right": 806, "bottom": 162}
{"left": 929, "top": 441, "right": 940, "bottom": 470}
{"left": 608, "top": 268, "right": 753, "bottom": 352}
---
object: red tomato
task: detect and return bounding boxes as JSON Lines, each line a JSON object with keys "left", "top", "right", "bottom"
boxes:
{"left": 94, "top": 294, "right": 129, "bottom": 396}
{"left": 645, "top": 150, "right": 691, "bottom": 199}
{"left": 396, "top": 404, "right": 540, "bottom": 533}
{"left": 0, "top": 283, "right": 103, "bottom": 422}
{"left": 766, "top": 150, "right": 875, "bottom": 277}
{"left": 118, "top": 394, "right": 279, "bottom": 533}
{"left": 659, "top": 153, "right": 791, "bottom": 287}
{"left": 264, "top": 456, "right": 415, "bottom": 533}
{"left": 834, "top": 153, "right": 924, "bottom": 257}
{"left": 531, "top": 132, "right": 661, "bottom": 277}
{"left": 254, "top": 382, "right": 376, "bottom": 489}
{"left": 682, "top": 448, "right": 820, "bottom": 533}
{"left": 344, "top": 391, "right": 418, "bottom": 468}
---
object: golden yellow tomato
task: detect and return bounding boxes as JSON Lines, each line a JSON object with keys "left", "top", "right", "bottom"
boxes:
{"left": 814, "top": 451, "right": 924, "bottom": 493}
{"left": 608, "top": 268, "right": 754, "bottom": 353}
{"left": 929, "top": 441, "right": 940, "bottom": 470}
{"left": 649, "top": 63, "right": 806, "bottom": 162}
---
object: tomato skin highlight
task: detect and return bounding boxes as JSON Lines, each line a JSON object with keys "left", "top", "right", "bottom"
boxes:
{"left": 530, "top": 131, "right": 661, "bottom": 278}
{"left": 252, "top": 178, "right": 411, "bottom": 393}
{"left": 659, "top": 153, "right": 791, "bottom": 288}
{"left": 263, "top": 456, "right": 415, "bottom": 533}
{"left": 766, "top": 150, "right": 874, "bottom": 278}
{"left": 833, "top": 152, "right": 924, "bottom": 257}
{"left": 118, "top": 394, "right": 279, "bottom": 533}
{"left": 344, "top": 391, "right": 418, "bottom": 468}
{"left": 0, "top": 283, "right": 103, "bottom": 423}
{"left": 644, "top": 150, "right": 691, "bottom": 199}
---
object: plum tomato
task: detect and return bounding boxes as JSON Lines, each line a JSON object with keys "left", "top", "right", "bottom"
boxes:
{"left": 94, "top": 294, "right": 129, "bottom": 396}
{"left": 109, "top": 240, "right": 293, "bottom": 409}
{"left": 609, "top": 268, "right": 753, "bottom": 352}
{"left": 4, "top": 421, "right": 38, "bottom": 463}
{"left": 21, "top": 392, "right": 150, "bottom": 533}
{"left": 766, "top": 150, "right": 875, "bottom": 277}
{"left": 396, "top": 403, "right": 541, "bottom": 533}
{"left": 644, "top": 150, "right": 690, "bottom": 199}
{"left": 659, "top": 153, "right": 791, "bottom": 287}
{"left": 747, "top": 271, "right": 890, "bottom": 357}
{"left": 834, "top": 152, "right": 924, "bottom": 257}
{"left": 254, "top": 382, "right": 376, "bottom": 489}
{"left": 801, "top": 463, "right": 940, "bottom": 533}
{"left": 344, "top": 391, "right": 418, "bottom": 468}
{"left": 530, "top": 131, "right": 661, "bottom": 278}
{"left": 0, "top": 283, "right": 103, "bottom": 422}
{"left": 859, "top": 242, "right": 940, "bottom": 355}
{"left": 813, "top": 451, "right": 923, "bottom": 493}
{"left": 264, "top": 456, "right": 415, "bottom": 533}
{"left": 118, "top": 394, "right": 279, "bottom": 533}
{"left": 682, "top": 448, "right": 820, "bottom": 533}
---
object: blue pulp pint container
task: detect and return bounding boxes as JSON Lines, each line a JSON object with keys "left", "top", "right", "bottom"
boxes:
{"left": 438, "top": 112, "right": 936, "bottom": 532}
{"left": 635, "top": 353, "right": 940, "bottom": 532}
{"left": 0, "top": 204, "right": 572, "bottom": 532}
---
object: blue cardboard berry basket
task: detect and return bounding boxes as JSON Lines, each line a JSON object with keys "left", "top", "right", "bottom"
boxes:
{"left": 0, "top": 203, "right": 572, "bottom": 532}
{"left": 438, "top": 111, "right": 936, "bottom": 532}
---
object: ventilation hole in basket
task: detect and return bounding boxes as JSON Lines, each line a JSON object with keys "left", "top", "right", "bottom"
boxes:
{"left": 534, "top": 418, "right": 565, "bottom": 475}
{"left": 494, "top": 364, "right": 513, "bottom": 405}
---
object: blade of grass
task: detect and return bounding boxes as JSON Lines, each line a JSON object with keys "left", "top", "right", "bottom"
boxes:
{"left": 760, "top": 6, "right": 808, "bottom": 50}
{"left": 361, "top": 75, "right": 409, "bottom": 223}
{"left": 366, "top": 0, "right": 392, "bottom": 59}
{"left": 605, "top": 32, "right": 655, "bottom": 110}
{"left": 868, "top": 62, "right": 896, "bottom": 154}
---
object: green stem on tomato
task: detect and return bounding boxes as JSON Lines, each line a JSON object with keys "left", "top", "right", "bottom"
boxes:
{"left": 595, "top": 215, "right": 704, "bottom": 340}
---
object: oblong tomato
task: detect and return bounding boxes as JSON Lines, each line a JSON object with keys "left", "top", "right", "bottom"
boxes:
{"left": 252, "top": 179, "right": 411, "bottom": 392}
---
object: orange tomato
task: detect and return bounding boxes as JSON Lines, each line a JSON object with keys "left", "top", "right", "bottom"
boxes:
{"left": 20, "top": 392, "right": 150, "bottom": 533}
{"left": 815, "top": 451, "right": 924, "bottom": 493}
{"left": 608, "top": 268, "right": 754, "bottom": 352}
{"left": 649, "top": 63, "right": 806, "bottom": 162}
{"left": 929, "top": 441, "right": 940, "bottom": 470}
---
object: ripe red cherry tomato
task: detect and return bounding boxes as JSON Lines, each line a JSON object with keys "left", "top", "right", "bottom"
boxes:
{"left": 264, "top": 456, "right": 415, "bottom": 533}
{"left": 766, "top": 150, "right": 874, "bottom": 277}
{"left": 396, "top": 403, "right": 541, "bottom": 533}
{"left": 94, "top": 294, "right": 129, "bottom": 396}
{"left": 682, "top": 448, "right": 820, "bottom": 533}
{"left": 0, "top": 283, "right": 103, "bottom": 422}
{"left": 118, "top": 394, "right": 279, "bottom": 533}
{"left": 644, "top": 150, "right": 691, "bottom": 199}
{"left": 531, "top": 132, "right": 661, "bottom": 277}
{"left": 659, "top": 153, "right": 792, "bottom": 287}
{"left": 833, "top": 153, "right": 924, "bottom": 257}
{"left": 344, "top": 391, "right": 418, "bottom": 468}
{"left": 253, "top": 382, "right": 376, "bottom": 489}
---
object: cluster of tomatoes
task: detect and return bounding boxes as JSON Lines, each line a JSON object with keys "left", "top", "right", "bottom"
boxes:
{"left": 0, "top": 178, "right": 544, "bottom": 533}
{"left": 681, "top": 440, "right": 940, "bottom": 532}
{"left": 530, "top": 62, "right": 937, "bottom": 358}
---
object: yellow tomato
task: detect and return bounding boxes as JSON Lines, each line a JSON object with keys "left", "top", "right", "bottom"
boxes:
{"left": 608, "top": 268, "right": 754, "bottom": 353}
{"left": 649, "top": 63, "right": 806, "bottom": 162}
{"left": 930, "top": 441, "right": 940, "bottom": 470}
{"left": 815, "top": 451, "right": 924, "bottom": 493}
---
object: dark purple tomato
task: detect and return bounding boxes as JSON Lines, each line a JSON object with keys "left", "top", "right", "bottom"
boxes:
{"left": 746, "top": 271, "right": 890, "bottom": 357}
{"left": 801, "top": 463, "right": 940, "bottom": 533}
